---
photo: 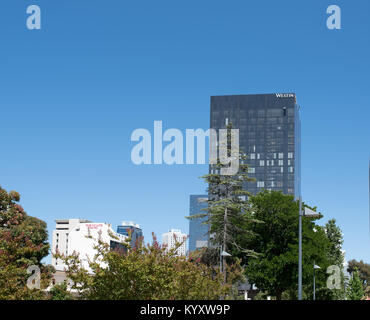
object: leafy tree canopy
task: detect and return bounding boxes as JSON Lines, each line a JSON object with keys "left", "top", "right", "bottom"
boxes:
{"left": 347, "top": 270, "right": 365, "bottom": 300}
{"left": 244, "top": 190, "right": 339, "bottom": 300}
{"left": 347, "top": 259, "right": 370, "bottom": 287}
{"left": 0, "top": 185, "right": 53, "bottom": 299}
{"left": 54, "top": 233, "right": 244, "bottom": 300}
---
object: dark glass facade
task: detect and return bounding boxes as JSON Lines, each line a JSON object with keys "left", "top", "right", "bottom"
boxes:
{"left": 189, "top": 195, "right": 209, "bottom": 252}
{"left": 210, "top": 93, "right": 301, "bottom": 197}
{"left": 110, "top": 240, "right": 128, "bottom": 254}
{"left": 117, "top": 224, "right": 143, "bottom": 248}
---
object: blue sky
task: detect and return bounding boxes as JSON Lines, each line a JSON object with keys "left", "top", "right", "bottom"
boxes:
{"left": 0, "top": 0, "right": 369, "bottom": 264}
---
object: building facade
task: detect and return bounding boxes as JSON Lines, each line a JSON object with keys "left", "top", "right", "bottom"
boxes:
{"left": 188, "top": 195, "right": 209, "bottom": 252}
{"left": 52, "top": 219, "right": 127, "bottom": 272}
{"left": 210, "top": 93, "right": 301, "bottom": 197}
{"left": 51, "top": 219, "right": 90, "bottom": 269}
{"left": 116, "top": 221, "right": 143, "bottom": 248}
{"left": 162, "top": 229, "right": 187, "bottom": 256}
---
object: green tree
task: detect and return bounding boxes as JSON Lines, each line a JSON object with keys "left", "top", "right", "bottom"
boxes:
{"left": 244, "top": 190, "right": 332, "bottom": 300}
{"left": 325, "top": 219, "right": 344, "bottom": 266}
{"left": 187, "top": 124, "right": 259, "bottom": 283}
{"left": 347, "top": 259, "right": 370, "bottom": 287}
{"left": 0, "top": 186, "right": 53, "bottom": 299}
{"left": 347, "top": 270, "right": 365, "bottom": 300}
{"left": 49, "top": 281, "right": 73, "bottom": 300}
{"left": 320, "top": 219, "right": 346, "bottom": 300}
{"left": 54, "top": 233, "right": 238, "bottom": 300}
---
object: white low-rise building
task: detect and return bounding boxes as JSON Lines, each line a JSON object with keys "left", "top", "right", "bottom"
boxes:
{"left": 52, "top": 219, "right": 128, "bottom": 272}
{"left": 162, "top": 229, "right": 187, "bottom": 256}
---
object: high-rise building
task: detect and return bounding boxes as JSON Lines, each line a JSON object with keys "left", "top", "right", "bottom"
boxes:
{"left": 116, "top": 221, "right": 143, "bottom": 248}
{"left": 52, "top": 219, "right": 127, "bottom": 272}
{"left": 210, "top": 93, "right": 301, "bottom": 197}
{"left": 162, "top": 229, "right": 187, "bottom": 256}
{"left": 189, "top": 195, "right": 209, "bottom": 252}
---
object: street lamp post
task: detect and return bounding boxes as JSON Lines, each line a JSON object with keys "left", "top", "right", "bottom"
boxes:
{"left": 313, "top": 262, "right": 321, "bottom": 300}
{"left": 221, "top": 250, "right": 231, "bottom": 283}
{"left": 219, "top": 245, "right": 222, "bottom": 274}
{"left": 298, "top": 204, "right": 321, "bottom": 300}
{"left": 219, "top": 249, "right": 231, "bottom": 300}
{"left": 298, "top": 196, "right": 302, "bottom": 300}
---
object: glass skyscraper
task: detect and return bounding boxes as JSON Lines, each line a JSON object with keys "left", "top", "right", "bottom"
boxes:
{"left": 116, "top": 221, "right": 143, "bottom": 249}
{"left": 210, "top": 93, "right": 301, "bottom": 197}
{"left": 188, "top": 195, "right": 209, "bottom": 252}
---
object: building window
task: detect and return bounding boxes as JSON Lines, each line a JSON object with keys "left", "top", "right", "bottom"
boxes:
{"left": 278, "top": 160, "right": 283, "bottom": 166}
{"left": 278, "top": 153, "right": 284, "bottom": 159}
{"left": 288, "top": 152, "right": 293, "bottom": 159}
{"left": 257, "top": 181, "right": 265, "bottom": 188}
{"left": 250, "top": 153, "right": 255, "bottom": 160}
{"left": 248, "top": 167, "right": 255, "bottom": 174}
{"left": 260, "top": 160, "right": 265, "bottom": 166}
{"left": 288, "top": 167, "right": 293, "bottom": 173}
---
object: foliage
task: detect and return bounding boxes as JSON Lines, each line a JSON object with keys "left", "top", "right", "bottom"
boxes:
{"left": 347, "top": 270, "right": 365, "bottom": 300}
{"left": 322, "top": 219, "right": 346, "bottom": 299}
{"left": 189, "top": 247, "right": 220, "bottom": 267}
{"left": 253, "top": 291, "right": 270, "bottom": 300}
{"left": 54, "top": 233, "right": 239, "bottom": 300}
{"left": 347, "top": 259, "right": 370, "bottom": 288}
{"left": 244, "top": 190, "right": 334, "bottom": 300}
{"left": 0, "top": 185, "right": 53, "bottom": 299}
{"left": 347, "top": 260, "right": 370, "bottom": 299}
{"left": 325, "top": 219, "right": 344, "bottom": 266}
{"left": 49, "top": 281, "right": 73, "bottom": 300}
{"left": 187, "top": 123, "right": 260, "bottom": 272}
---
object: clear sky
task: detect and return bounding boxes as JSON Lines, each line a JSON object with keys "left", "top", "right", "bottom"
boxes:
{"left": 1, "top": 0, "right": 369, "bottom": 264}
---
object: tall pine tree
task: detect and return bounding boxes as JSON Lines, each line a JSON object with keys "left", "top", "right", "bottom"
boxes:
{"left": 187, "top": 123, "right": 260, "bottom": 282}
